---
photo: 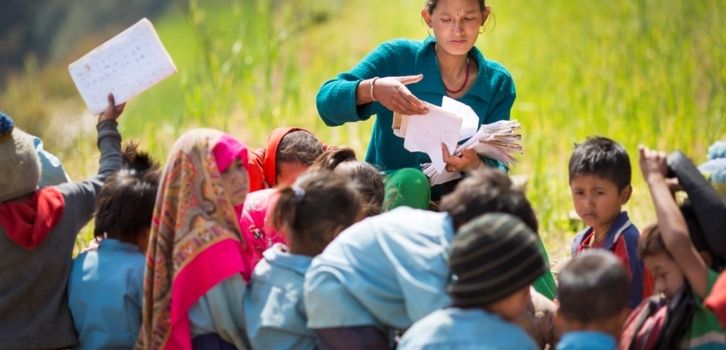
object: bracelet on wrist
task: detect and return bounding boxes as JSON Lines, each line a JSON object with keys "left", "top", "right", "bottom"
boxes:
{"left": 370, "top": 77, "right": 379, "bottom": 102}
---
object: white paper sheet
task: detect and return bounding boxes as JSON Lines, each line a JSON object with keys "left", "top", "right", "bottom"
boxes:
{"left": 441, "top": 96, "right": 479, "bottom": 141}
{"left": 68, "top": 18, "right": 177, "bottom": 114}
{"left": 402, "top": 102, "right": 462, "bottom": 173}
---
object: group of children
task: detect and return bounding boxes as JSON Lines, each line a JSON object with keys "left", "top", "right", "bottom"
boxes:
{"left": 1, "top": 94, "right": 725, "bottom": 350}
{"left": 1, "top": 0, "right": 725, "bottom": 346}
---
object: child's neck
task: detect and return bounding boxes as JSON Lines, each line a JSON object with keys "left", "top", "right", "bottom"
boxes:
{"left": 589, "top": 218, "right": 619, "bottom": 246}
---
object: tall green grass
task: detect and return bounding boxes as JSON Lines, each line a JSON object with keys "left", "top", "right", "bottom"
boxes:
{"left": 1, "top": 0, "right": 724, "bottom": 257}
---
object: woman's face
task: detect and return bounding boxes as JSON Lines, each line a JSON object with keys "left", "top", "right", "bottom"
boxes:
{"left": 220, "top": 157, "right": 249, "bottom": 207}
{"left": 422, "top": 0, "right": 489, "bottom": 57}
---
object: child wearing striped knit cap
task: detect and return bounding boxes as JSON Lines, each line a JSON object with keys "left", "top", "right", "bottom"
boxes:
{"left": 398, "top": 213, "right": 546, "bottom": 350}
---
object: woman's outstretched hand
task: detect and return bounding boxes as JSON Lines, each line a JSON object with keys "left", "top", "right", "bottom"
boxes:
{"left": 373, "top": 75, "right": 429, "bottom": 116}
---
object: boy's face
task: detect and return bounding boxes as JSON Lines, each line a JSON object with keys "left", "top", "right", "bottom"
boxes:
{"left": 644, "top": 253, "right": 685, "bottom": 298}
{"left": 570, "top": 175, "right": 631, "bottom": 234}
{"left": 486, "top": 285, "right": 531, "bottom": 322}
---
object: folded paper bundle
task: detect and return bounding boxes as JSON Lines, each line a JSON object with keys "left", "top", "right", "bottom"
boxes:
{"left": 422, "top": 119, "right": 523, "bottom": 186}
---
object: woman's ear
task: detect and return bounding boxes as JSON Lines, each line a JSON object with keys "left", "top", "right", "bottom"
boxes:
{"left": 481, "top": 6, "right": 491, "bottom": 25}
{"left": 421, "top": 8, "right": 432, "bottom": 27}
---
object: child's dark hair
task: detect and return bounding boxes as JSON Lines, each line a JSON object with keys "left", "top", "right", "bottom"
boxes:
{"left": 270, "top": 170, "right": 362, "bottom": 256}
{"left": 276, "top": 130, "right": 323, "bottom": 170}
{"left": 425, "top": 0, "right": 485, "bottom": 13}
{"left": 311, "top": 148, "right": 384, "bottom": 217}
{"left": 93, "top": 142, "right": 160, "bottom": 243}
{"left": 558, "top": 250, "right": 629, "bottom": 324}
{"left": 569, "top": 136, "right": 631, "bottom": 191}
{"left": 440, "top": 168, "right": 538, "bottom": 232}
{"left": 638, "top": 223, "right": 671, "bottom": 259}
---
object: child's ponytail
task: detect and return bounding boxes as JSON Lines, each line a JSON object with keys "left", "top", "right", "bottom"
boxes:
{"left": 270, "top": 170, "right": 362, "bottom": 256}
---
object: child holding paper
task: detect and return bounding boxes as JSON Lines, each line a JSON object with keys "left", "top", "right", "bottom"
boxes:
{"left": 0, "top": 95, "right": 124, "bottom": 349}
{"left": 316, "top": 0, "right": 515, "bottom": 208}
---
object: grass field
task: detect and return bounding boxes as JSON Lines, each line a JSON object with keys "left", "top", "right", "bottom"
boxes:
{"left": 2, "top": 0, "right": 725, "bottom": 258}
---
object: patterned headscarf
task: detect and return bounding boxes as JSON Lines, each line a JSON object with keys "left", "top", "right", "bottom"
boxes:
{"left": 137, "top": 129, "right": 248, "bottom": 350}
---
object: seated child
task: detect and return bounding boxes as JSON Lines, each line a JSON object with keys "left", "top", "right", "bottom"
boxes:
{"left": 304, "top": 168, "right": 558, "bottom": 349}
{"left": 311, "top": 147, "right": 384, "bottom": 217}
{"left": 0, "top": 95, "right": 124, "bottom": 349}
{"left": 244, "top": 170, "right": 362, "bottom": 350}
{"left": 569, "top": 136, "right": 649, "bottom": 309}
{"left": 620, "top": 146, "right": 725, "bottom": 349}
{"left": 68, "top": 142, "right": 160, "bottom": 349}
{"left": 137, "top": 129, "right": 250, "bottom": 349}
{"left": 246, "top": 127, "right": 324, "bottom": 191}
{"left": 398, "top": 213, "right": 545, "bottom": 350}
{"left": 556, "top": 250, "right": 630, "bottom": 350}
{"left": 237, "top": 148, "right": 384, "bottom": 279}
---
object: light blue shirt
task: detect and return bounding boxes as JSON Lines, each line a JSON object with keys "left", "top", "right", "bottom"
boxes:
{"left": 304, "top": 207, "right": 454, "bottom": 330}
{"left": 68, "top": 239, "right": 145, "bottom": 350}
{"left": 556, "top": 331, "right": 617, "bottom": 350}
{"left": 398, "top": 308, "right": 539, "bottom": 350}
{"left": 188, "top": 274, "right": 248, "bottom": 349}
{"left": 244, "top": 243, "right": 315, "bottom": 350}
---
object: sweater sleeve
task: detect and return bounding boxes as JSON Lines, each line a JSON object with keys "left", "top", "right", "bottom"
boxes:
{"left": 56, "top": 120, "right": 122, "bottom": 235}
{"left": 316, "top": 41, "right": 400, "bottom": 126}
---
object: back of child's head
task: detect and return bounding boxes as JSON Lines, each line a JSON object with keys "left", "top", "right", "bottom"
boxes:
{"left": 270, "top": 170, "right": 362, "bottom": 256}
{"left": 638, "top": 223, "right": 671, "bottom": 259}
{"left": 569, "top": 136, "right": 631, "bottom": 191}
{"left": 94, "top": 142, "right": 160, "bottom": 243}
{"left": 0, "top": 112, "right": 41, "bottom": 202}
{"left": 440, "top": 167, "right": 538, "bottom": 231}
{"left": 311, "top": 147, "right": 384, "bottom": 217}
{"left": 448, "top": 213, "right": 545, "bottom": 310}
{"left": 334, "top": 161, "right": 384, "bottom": 217}
{"left": 558, "top": 250, "right": 629, "bottom": 326}
{"left": 277, "top": 130, "right": 323, "bottom": 168}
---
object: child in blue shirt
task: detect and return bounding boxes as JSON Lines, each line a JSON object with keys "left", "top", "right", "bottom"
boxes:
{"left": 244, "top": 170, "right": 363, "bottom": 350}
{"left": 569, "top": 136, "right": 650, "bottom": 309}
{"left": 556, "top": 250, "right": 630, "bottom": 350}
{"left": 68, "top": 142, "right": 160, "bottom": 350}
{"left": 398, "top": 213, "right": 545, "bottom": 350}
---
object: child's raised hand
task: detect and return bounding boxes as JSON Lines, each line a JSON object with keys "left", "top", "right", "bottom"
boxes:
{"left": 638, "top": 145, "right": 668, "bottom": 182}
{"left": 98, "top": 94, "right": 126, "bottom": 123}
{"left": 375, "top": 75, "right": 428, "bottom": 116}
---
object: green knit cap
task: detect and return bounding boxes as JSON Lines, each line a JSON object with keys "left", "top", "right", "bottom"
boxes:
{"left": 448, "top": 213, "right": 546, "bottom": 308}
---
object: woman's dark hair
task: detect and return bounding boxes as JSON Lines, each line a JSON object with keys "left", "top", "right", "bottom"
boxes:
{"left": 93, "top": 141, "right": 160, "bottom": 243}
{"left": 311, "top": 148, "right": 384, "bottom": 217}
{"left": 270, "top": 170, "right": 362, "bottom": 256}
{"left": 425, "top": 0, "right": 486, "bottom": 13}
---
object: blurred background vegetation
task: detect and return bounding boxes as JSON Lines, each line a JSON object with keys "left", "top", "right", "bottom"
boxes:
{"left": 1, "top": 0, "right": 724, "bottom": 259}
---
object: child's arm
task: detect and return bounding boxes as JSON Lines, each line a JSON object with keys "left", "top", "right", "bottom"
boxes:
{"left": 639, "top": 146, "right": 709, "bottom": 298}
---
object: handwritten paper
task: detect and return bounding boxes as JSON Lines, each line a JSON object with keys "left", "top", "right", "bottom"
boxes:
{"left": 441, "top": 96, "right": 479, "bottom": 141}
{"left": 402, "top": 102, "right": 463, "bottom": 173}
{"left": 68, "top": 18, "right": 177, "bottom": 114}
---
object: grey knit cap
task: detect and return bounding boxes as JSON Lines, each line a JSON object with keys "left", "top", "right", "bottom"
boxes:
{"left": 0, "top": 112, "right": 41, "bottom": 202}
{"left": 448, "top": 213, "right": 546, "bottom": 307}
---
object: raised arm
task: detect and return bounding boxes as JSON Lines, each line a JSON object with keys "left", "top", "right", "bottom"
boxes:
{"left": 639, "top": 146, "right": 709, "bottom": 297}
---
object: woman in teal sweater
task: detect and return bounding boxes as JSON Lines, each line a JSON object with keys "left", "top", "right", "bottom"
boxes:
{"left": 316, "top": 0, "right": 515, "bottom": 209}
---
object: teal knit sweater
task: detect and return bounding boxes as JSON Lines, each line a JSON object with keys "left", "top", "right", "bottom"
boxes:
{"left": 316, "top": 36, "right": 515, "bottom": 173}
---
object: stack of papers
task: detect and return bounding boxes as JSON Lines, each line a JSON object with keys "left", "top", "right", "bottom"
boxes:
{"left": 395, "top": 97, "right": 522, "bottom": 185}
